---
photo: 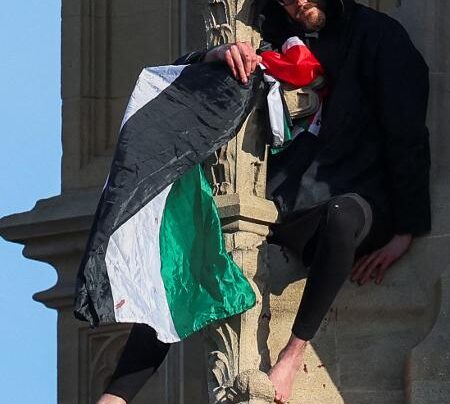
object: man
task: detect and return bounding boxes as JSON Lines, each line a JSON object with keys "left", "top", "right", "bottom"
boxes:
{"left": 99, "top": 1, "right": 430, "bottom": 403}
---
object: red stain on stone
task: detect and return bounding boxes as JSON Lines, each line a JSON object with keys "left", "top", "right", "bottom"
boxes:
{"left": 115, "top": 299, "right": 126, "bottom": 309}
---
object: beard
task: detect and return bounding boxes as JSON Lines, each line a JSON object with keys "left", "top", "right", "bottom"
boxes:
{"left": 291, "top": 1, "right": 327, "bottom": 32}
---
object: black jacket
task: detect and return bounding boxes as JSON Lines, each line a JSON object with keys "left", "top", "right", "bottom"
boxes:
{"left": 263, "top": 0, "right": 431, "bottom": 238}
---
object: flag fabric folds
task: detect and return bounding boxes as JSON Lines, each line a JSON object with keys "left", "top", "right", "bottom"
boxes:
{"left": 74, "top": 62, "right": 263, "bottom": 342}
{"left": 260, "top": 37, "right": 324, "bottom": 88}
{"left": 261, "top": 37, "right": 325, "bottom": 151}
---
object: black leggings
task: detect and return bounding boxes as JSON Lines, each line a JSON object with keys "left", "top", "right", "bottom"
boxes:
{"left": 105, "top": 194, "right": 373, "bottom": 402}
{"left": 270, "top": 193, "right": 372, "bottom": 339}
{"left": 104, "top": 324, "right": 170, "bottom": 402}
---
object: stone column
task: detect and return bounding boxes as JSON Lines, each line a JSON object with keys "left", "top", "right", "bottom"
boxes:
{"left": 202, "top": 1, "right": 278, "bottom": 403}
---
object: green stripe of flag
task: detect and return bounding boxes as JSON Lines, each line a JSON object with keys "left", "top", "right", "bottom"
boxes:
{"left": 159, "top": 165, "right": 256, "bottom": 339}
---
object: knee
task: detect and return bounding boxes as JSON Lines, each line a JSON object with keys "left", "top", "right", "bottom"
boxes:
{"left": 323, "top": 196, "right": 367, "bottom": 240}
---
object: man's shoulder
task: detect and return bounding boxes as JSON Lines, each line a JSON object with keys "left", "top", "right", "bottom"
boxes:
{"left": 352, "top": 3, "right": 407, "bottom": 36}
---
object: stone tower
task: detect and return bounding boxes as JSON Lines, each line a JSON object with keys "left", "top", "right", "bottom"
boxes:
{"left": 0, "top": 1, "right": 449, "bottom": 403}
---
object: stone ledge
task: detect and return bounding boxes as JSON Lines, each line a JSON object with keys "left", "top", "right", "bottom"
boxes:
{"left": 0, "top": 190, "right": 102, "bottom": 310}
{"left": 405, "top": 268, "right": 450, "bottom": 404}
{"left": 0, "top": 189, "right": 100, "bottom": 244}
{"left": 216, "top": 194, "right": 279, "bottom": 237}
{"left": 0, "top": 191, "right": 278, "bottom": 245}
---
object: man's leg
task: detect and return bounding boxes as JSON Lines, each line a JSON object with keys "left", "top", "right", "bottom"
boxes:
{"left": 98, "top": 323, "right": 171, "bottom": 404}
{"left": 268, "top": 195, "right": 372, "bottom": 403}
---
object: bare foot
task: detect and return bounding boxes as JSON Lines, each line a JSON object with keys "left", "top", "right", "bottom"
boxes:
{"left": 97, "top": 393, "right": 126, "bottom": 404}
{"left": 268, "top": 334, "right": 308, "bottom": 403}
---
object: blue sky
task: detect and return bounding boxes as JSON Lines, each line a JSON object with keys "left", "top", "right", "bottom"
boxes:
{"left": 0, "top": 1, "right": 60, "bottom": 403}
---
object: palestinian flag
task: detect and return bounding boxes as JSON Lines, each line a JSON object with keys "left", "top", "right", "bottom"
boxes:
{"left": 260, "top": 36, "right": 324, "bottom": 87}
{"left": 261, "top": 36, "right": 325, "bottom": 151}
{"left": 74, "top": 62, "right": 262, "bottom": 342}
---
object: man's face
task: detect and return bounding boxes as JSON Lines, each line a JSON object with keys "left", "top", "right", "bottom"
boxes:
{"left": 278, "top": 0, "right": 327, "bottom": 32}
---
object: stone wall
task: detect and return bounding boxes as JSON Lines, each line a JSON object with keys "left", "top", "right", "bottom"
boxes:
{"left": 0, "top": 1, "right": 448, "bottom": 403}
{"left": 62, "top": 0, "right": 205, "bottom": 192}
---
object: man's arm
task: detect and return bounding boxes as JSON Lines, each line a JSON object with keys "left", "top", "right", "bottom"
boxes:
{"left": 174, "top": 42, "right": 261, "bottom": 83}
{"left": 352, "top": 18, "right": 431, "bottom": 285}
{"left": 375, "top": 19, "right": 431, "bottom": 235}
{"left": 173, "top": 50, "right": 209, "bottom": 65}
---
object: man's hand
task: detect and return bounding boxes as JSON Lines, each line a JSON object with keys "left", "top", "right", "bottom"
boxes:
{"left": 351, "top": 234, "right": 413, "bottom": 285}
{"left": 203, "top": 42, "right": 262, "bottom": 84}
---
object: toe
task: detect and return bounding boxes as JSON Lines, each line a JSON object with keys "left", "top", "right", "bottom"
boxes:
{"left": 274, "top": 392, "right": 282, "bottom": 402}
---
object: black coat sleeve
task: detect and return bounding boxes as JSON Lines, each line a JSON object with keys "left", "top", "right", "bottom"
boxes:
{"left": 173, "top": 50, "right": 208, "bottom": 65}
{"left": 374, "top": 18, "right": 431, "bottom": 236}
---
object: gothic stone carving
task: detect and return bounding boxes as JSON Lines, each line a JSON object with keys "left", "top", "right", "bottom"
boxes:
{"left": 202, "top": 1, "right": 276, "bottom": 403}
{"left": 205, "top": 321, "right": 240, "bottom": 402}
{"left": 204, "top": 0, "right": 235, "bottom": 46}
{"left": 79, "top": 325, "right": 131, "bottom": 403}
{"left": 203, "top": 0, "right": 267, "bottom": 198}
{"left": 79, "top": 0, "right": 115, "bottom": 169}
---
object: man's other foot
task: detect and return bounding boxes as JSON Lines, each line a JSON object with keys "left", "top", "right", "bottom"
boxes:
{"left": 268, "top": 335, "right": 307, "bottom": 403}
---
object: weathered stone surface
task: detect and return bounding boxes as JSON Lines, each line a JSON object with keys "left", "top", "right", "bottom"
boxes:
{"left": 427, "top": 73, "right": 450, "bottom": 235}
{"left": 216, "top": 194, "right": 278, "bottom": 237}
{"left": 62, "top": 0, "right": 89, "bottom": 18}
{"left": 61, "top": 0, "right": 204, "bottom": 192}
{"left": 2, "top": 1, "right": 450, "bottom": 403}
{"left": 233, "top": 370, "right": 275, "bottom": 402}
{"left": 61, "top": 98, "right": 121, "bottom": 191}
{"left": 405, "top": 269, "right": 450, "bottom": 404}
{"left": 392, "top": 1, "right": 450, "bottom": 74}
{"left": 340, "top": 391, "right": 404, "bottom": 404}
{"left": 185, "top": 0, "right": 207, "bottom": 53}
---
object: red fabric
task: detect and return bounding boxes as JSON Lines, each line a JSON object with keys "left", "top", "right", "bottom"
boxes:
{"left": 261, "top": 42, "right": 324, "bottom": 88}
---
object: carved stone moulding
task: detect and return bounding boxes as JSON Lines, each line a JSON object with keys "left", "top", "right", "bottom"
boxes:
{"left": 78, "top": 324, "right": 131, "bottom": 402}
{"left": 78, "top": 323, "right": 186, "bottom": 404}
{"left": 204, "top": 0, "right": 235, "bottom": 46}
{"left": 79, "top": 0, "right": 116, "bottom": 168}
{"left": 63, "top": 0, "right": 184, "bottom": 191}
{"left": 205, "top": 307, "right": 275, "bottom": 403}
{"left": 203, "top": 0, "right": 265, "bottom": 47}
{"left": 205, "top": 321, "right": 240, "bottom": 402}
